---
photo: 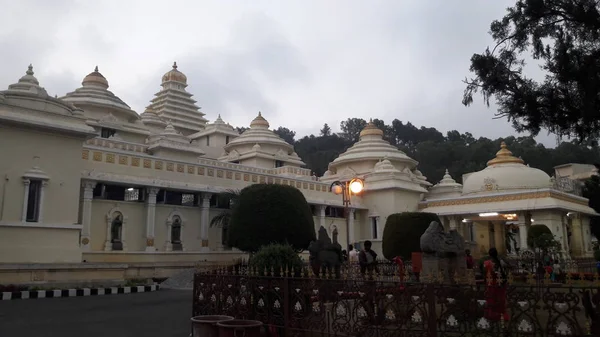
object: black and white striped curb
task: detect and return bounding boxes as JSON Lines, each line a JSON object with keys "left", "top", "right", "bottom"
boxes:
{"left": 1, "top": 284, "right": 160, "bottom": 300}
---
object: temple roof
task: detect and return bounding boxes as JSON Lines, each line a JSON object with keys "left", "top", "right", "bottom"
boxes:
{"left": 462, "top": 142, "right": 551, "bottom": 196}
{"left": 189, "top": 114, "right": 239, "bottom": 139}
{"left": 329, "top": 119, "right": 418, "bottom": 169}
{"left": 60, "top": 66, "right": 138, "bottom": 120}
{"left": 145, "top": 62, "right": 207, "bottom": 134}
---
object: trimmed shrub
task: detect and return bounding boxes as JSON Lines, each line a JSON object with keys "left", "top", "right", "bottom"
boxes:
{"left": 227, "top": 183, "right": 316, "bottom": 252}
{"left": 527, "top": 224, "right": 552, "bottom": 248}
{"left": 249, "top": 243, "right": 304, "bottom": 277}
{"left": 382, "top": 212, "right": 441, "bottom": 260}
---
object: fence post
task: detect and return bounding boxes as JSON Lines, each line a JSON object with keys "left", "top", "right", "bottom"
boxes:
{"left": 426, "top": 283, "right": 438, "bottom": 337}
{"left": 283, "top": 275, "right": 290, "bottom": 336}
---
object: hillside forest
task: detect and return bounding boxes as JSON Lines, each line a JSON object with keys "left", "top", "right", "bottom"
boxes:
{"left": 237, "top": 118, "right": 600, "bottom": 184}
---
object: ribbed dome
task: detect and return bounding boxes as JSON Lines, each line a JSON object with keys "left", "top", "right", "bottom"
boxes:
{"left": 249, "top": 111, "right": 270, "bottom": 129}
{"left": 82, "top": 66, "right": 109, "bottom": 89}
{"left": 427, "top": 169, "right": 462, "bottom": 199}
{"left": 330, "top": 120, "right": 417, "bottom": 168}
{"left": 462, "top": 142, "right": 551, "bottom": 195}
{"left": 161, "top": 62, "right": 187, "bottom": 84}
{"left": 360, "top": 119, "right": 384, "bottom": 137}
{"left": 61, "top": 66, "right": 136, "bottom": 120}
{"left": 225, "top": 112, "right": 289, "bottom": 149}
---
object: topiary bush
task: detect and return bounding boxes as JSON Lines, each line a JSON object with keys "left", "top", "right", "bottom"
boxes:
{"left": 249, "top": 243, "right": 304, "bottom": 277}
{"left": 382, "top": 212, "right": 441, "bottom": 260}
{"left": 527, "top": 224, "right": 553, "bottom": 248}
{"left": 227, "top": 183, "right": 316, "bottom": 252}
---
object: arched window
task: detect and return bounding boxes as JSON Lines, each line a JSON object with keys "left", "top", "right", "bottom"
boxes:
{"left": 166, "top": 211, "right": 185, "bottom": 251}
{"left": 171, "top": 216, "right": 182, "bottom": 249}
{"left": 111, "top": 212, "right": 123, "bottom": 251}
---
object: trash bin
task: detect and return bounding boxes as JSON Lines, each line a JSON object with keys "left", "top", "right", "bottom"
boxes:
{"left": 217, "top": 319, "right": 263, "bottom": 337}
{"left": 191, "top": 315, "right": 235, "bottom": 337}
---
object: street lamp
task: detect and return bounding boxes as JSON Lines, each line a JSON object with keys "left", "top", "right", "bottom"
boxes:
{"left": 330, "top": 178, "right": 364, "bottom": 248}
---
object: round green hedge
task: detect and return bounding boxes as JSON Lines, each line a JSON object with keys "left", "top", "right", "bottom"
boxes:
{"left": 527, "top": 224, "right": 552, "bottom": 248}
{"left": 382, "top": 212, "right": 441, "bottom": 260}
{"left": 249, "top": 243, "right": 304, "bottom": 277}
{"left": 227, "top": 183, "right": 316, "bottom": 252}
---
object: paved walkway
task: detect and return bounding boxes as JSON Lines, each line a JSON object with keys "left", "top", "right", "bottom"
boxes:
{"left": 0, "top": 289, "right": 191, "bottom": 337}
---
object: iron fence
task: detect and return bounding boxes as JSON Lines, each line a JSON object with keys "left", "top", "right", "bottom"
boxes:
{"left": 193, "top": 265, "right": 599, "bottom": 336}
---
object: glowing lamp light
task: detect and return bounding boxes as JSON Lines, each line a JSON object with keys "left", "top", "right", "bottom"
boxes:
{"left": 349, "top": 179, "right": 364, "bottom": 194}
{"left": 127, "top": 187, "right": 134, "bottom": 191}
{"left": 331, "top": 184, "right": 343, "bottom": 195}
{"left": 479, "top": 212, "right": 499, "bottom": 217}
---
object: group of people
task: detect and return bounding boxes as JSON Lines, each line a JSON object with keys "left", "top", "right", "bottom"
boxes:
{"left": 342, "top": 241, "right": 379, "bottom": 276}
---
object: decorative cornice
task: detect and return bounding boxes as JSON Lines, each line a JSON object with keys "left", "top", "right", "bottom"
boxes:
{"left": 419, "top": 189, "right": 588, "bottom": 209}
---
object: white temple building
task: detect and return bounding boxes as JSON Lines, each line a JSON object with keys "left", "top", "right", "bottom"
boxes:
{"left": 0, "top": 63, "right": 596, "bottom": 283}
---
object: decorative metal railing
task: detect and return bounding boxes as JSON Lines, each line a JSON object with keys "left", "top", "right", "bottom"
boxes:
{"left": 193, "top": 264, "right": 599, "bottom": 336}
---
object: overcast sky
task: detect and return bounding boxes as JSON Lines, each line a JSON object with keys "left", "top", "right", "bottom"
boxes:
{"left": 0, "top": 0, "right": 558, "bottom": 146}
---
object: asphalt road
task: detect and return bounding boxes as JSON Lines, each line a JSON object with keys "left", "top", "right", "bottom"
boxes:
{"left": 0, "top": 289, "right": 192, "bottom": 337}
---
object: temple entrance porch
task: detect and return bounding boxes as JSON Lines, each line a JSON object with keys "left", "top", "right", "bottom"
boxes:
{"left": 442, "top": 210, "right": 593, "bottom": 259}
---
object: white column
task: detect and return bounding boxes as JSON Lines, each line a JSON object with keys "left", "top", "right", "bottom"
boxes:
{"left": 318, "top": 205, "right": 326, "bottom": 229}
{"left": 37, "top": 181, "right": 48, "bottom": 223}
{"left": 164, "top": 219, "right": 173, "bottom": 252}
{"left": 200, "top": 193, "right": 212, "bottom": 252}
{"left": 583, "top": 218, "right": 592, "bottom": 254}
{"left": 145, "top": 188, "right": 159, "bottom": 252}
{"left": 449, "top": 216, "right": 458, "bottom": 231}
{"left": 103, "top": 215, "right": 112, "bottom": 251}
{"left": 348, "top": 208, "right": 356, "bottom": 245}
{"left": 518, "top": 212, "right": 528, "bottom": 251}
{"left": 21, "top": 179, "right": 30, "bottom": 222}
{"left": 81, "top": 180, "right": 97, "bottom": 251}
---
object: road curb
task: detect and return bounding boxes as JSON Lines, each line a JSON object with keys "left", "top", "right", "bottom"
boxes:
{"left": 1, "top": 284, "right": 160, "bottom": 301}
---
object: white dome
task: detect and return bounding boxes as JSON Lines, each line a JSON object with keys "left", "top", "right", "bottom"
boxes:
{"left": 462, "top": 142, "right": 551, "bottom": 195}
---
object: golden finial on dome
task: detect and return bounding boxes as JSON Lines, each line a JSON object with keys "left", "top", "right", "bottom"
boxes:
{"left": 359, "top": 119, "right": 384, "bottom": 138}
{"left": 173, "top": 62, "right": 178, "bottom": 69}
{"left": 486, "top": 141, "right": 525, "bottom": 166}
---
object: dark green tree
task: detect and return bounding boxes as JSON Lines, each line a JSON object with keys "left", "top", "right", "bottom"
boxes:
{"left": 227, "top": 184, "right": 316, "bottom": 252}
{"left": 463, "top": 0, "right": 600, "bottom": 142}
{"left": 273, "top": 126, "right": 296, "bottom": 145}
{"left": 382, "top": 212, "right": 441, "bottom": 260}
{"left": 340, "top": 118, "right": 367, "bottom": 143}
{"left": 320, "top": 123, "right": 332, "bottom": 137}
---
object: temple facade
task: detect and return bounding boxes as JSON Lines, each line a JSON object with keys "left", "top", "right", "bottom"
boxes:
{"left": 0, "top": 63, "right": 596, "bottom": 268}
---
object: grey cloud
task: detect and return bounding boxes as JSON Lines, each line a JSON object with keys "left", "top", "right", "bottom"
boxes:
{"left": 130, "top": 11, "right": 309, "bottom": 125}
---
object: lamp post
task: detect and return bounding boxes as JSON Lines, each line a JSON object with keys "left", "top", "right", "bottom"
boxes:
{"left": 330, "top": 178, "right": 364, "bottom": 249}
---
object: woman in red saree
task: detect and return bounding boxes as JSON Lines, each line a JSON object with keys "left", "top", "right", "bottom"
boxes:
{"left": 483, "top": 248, "right": 510, "bottom": 321}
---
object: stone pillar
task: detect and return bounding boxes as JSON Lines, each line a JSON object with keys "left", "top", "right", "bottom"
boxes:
{"left": 37, "top": 181, "right": 48, "bottom": 223}
{"left": 318, "top": 205, "right": 326, "bottom": 229}
{"left": 81, "top": 180, "right": 97, "bottom": 251}
{"left": 165, "top": 218, "right": 173, "bottom": 252}
{"left": 348, "top": 208, "right": 356, "bottom": 245}
{"left": 570, "top": 213, "right": 585, "bottom": 256}
{"left": 518, "top": 212, "right": 528, "bottom": 251}
{"left": 583, "top": 216, "right": 592, "bottom": 255}
{"left": 200, "top": 193, "right": 212, "bottom": 252}
{"left": 376, "top": 216, "right": 383, "bottom": 239}
{"left": 449, "top": 216, "right": 458, "bottom": 231}
{"left": 145, "top": 188, "right": 159, "bottom": 252}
